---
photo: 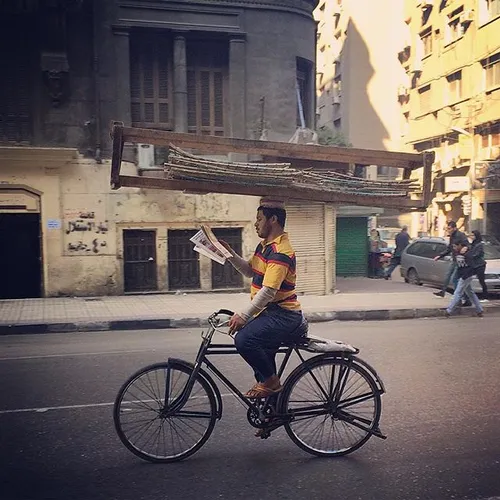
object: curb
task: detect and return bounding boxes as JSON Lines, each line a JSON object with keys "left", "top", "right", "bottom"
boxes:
{"left": 0, "top": 304, "right": 496, "bottom": 335}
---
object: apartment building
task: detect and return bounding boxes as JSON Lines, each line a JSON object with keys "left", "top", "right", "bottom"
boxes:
{"left": 315, "top": 0, "right": 413, "bottom": 276}
{"left": 0, "top": 0, "right": 329, "bottom": 299}
{"left": 400, "top": 0, "right": 500, "bottom": 237}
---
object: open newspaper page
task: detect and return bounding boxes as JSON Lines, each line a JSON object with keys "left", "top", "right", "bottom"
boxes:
{"left": 189, "top": 226, "right": 231, "bottom": 265}
{"left": 200, "top": 225, "right": 233, "bottom": 258}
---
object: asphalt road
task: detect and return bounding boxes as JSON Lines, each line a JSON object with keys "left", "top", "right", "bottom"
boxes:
{"left": 1, "top": 314, "right": 500, "bottom": 500}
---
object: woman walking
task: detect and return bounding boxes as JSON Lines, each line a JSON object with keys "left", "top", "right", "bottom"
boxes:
{"left": 470, "top": 230, "right": 488, "bottom": 300}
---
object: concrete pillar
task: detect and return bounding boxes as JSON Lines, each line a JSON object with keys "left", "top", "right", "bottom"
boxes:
{"left": 113, "top": 29, "right": 132, "bottom": 125}
{"left": 173, "top": 33, "right": 188, "bottom": 133}
{"left": 229, "top": 36, "right": 246, "bottom": 139}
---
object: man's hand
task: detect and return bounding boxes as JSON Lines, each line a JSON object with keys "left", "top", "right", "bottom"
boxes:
{"left": 229, "top": 314, "right": 246, "bottom": 335}
{"left": 433, "top": 256, "right": 440, "bottom": 261}
{"left": 218, "top": 240, "right": 234, "bottom": 255}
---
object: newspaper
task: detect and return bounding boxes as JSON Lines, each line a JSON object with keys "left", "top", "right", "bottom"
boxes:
{"left": 190, "top": 225, "right": 233, "bottom": 266}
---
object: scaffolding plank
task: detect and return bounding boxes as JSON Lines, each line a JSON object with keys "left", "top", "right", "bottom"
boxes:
{"left": 118, "top": 175, "right": 423, "bottom": 209}
{"left": 119, "top": 125, "right": 424, "bottom": 170}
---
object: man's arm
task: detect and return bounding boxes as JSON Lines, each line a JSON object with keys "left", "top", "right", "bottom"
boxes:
{"left": 228, "top": 253, "right": 253, "bottom": 278}
{"left": 219, "top": 240, "right": 253, "bottom": 278}
{"left": 435, "top": 243, "right": 452, "bottom": 261}
{"left": 239, "top": 286, "right": 278, "bottom": 321}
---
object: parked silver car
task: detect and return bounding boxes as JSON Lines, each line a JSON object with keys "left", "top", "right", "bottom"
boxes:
{"left": 400, "top": 237, "right": 500, "bottom": 294}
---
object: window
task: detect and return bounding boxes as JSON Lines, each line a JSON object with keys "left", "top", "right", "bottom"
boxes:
{"left": 296, "top": 58, "right": 313, "bottom": 127}
{"left": 447, "top": 70, "right": 462, "bottom": 103}
{"left": 446, "top": 7, "right": 464, "bottom": 44}
{"left": 0, "top": 19, "right": 34, "bottom": 143}
{"left": 418, "top": 84, "right": 432, "bottom": 114}
{"left": 334, "top": 118, "right": 341, "bottom": 130}
{"left": 483, "top": 53, "right": 500, "bottom": 90}
{"left": 130, "top": 35, "right": 173, "bottom": 129}
{"left": 420, "top": 28, "right": 433, "bottom": 57}
{"left": 485, "top": 0, "right": 500, "bottom": 20}
{"left": 187, "top": 41, "right": 228, "bottom": 136}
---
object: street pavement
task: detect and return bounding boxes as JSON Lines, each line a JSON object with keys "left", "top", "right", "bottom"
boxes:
{"left": 1, "top": 276, "right": 499, "bottom": 334}
{"left": 1, "top": 315, "right": 500, "bottom": 500}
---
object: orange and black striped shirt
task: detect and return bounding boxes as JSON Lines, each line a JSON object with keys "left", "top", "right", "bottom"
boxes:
{"left": 249, "top": 232, "right": 301, "bottom": 311}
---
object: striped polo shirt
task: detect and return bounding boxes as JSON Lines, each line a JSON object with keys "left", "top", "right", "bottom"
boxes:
{"left": 249, "top": 232, "right": 301, "bottom": 311}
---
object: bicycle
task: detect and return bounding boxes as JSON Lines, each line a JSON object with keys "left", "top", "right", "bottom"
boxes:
{"left": 113, "top": 309, "right": 387, "bottom": 463}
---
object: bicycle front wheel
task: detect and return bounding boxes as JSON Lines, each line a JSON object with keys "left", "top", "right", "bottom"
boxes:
{"left": 280, "top": 356, "right": 382, "bottom": 457}
{"left": 113, "top": 362, "right": 217, "bottom": 463}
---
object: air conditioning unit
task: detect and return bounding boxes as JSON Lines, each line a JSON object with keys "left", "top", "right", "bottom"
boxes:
{"left": 421, "top": 0, "right": 433, "bottom": 10}
{"left": 398, "top": 85, "right": 410, "bottom": 97}
{"left": 460, "top": 9, "right": 474, "bottom": 25}
{"left": 137, "top": 143, "right": 155, "bottom": 169}
{"left": 411, "top": 59, "right": 423, "bottom": 72}
{"left": 483, "top": 146, "right": 500, "bottom": 160}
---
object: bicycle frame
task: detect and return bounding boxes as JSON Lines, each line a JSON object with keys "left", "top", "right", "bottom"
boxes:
{"left": 164, "top": 313, "right": 311, "bottom": 416}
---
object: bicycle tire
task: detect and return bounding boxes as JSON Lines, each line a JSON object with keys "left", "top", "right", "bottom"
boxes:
{"left": 113, "top": 361, "right": 217, "bottom": 463}
{"left": 279, "top": 355, "right": 382, "bottom": 457}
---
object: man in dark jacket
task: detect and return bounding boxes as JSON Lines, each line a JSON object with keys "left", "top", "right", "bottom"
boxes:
{"left": 433, "top": 220, "right": 469, "bottom": 297}
{"left": 445, "top": 241, "right": 483, "bottom": 317}
{"left": 384, "top": 226, "right": 411, "bottom": 279}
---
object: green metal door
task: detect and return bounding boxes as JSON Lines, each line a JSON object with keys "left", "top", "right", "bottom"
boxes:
{"left": 336, "top": 217, "right": 368, "bottom": 277}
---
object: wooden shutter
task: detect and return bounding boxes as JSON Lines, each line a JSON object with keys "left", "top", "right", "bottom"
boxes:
{"left": 186, "top": 40, "right": 227, "bottom": 136}
{"left": 130, "top": 36, "right": 172, "bottom": 129}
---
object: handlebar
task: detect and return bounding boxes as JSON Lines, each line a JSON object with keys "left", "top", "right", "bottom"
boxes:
{"left": 216, "top": 309, "right": 235, "bottom": 317}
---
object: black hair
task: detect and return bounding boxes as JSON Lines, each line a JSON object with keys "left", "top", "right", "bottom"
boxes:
{"left": 472, "top": 230, "right": 482, "bottom": 242}
{"left": 258, "top": 206, "right": 286, "bottom": 228}
{"left": 447, "top": 220, "right": 457, "bottom": 228}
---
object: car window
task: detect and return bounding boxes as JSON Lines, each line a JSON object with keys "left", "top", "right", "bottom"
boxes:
{"left": 418, "top": 242, "right": 438, "bottom": 259}
{"left": 485, "top": 245, "right": 500, "bottom": 260}
{"left": 405, "top": 242, "right": 424, "bottom": 256}
{"left": 406, "top": 241, "right": 446, "bottom": 259}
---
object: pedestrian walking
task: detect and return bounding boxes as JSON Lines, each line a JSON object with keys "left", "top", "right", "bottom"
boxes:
{"left": 445, "top": 241, "right": 483, "bottom": 317}
{"left": 433, "top": 220, "right": 469, "bottom": 298}
{"left": 384, "top": 226, "right": 411, "bottom": 280}
{"left": 470, "top": 230, "right": 488, "bottom": 300}
{"left": 368, "top": 229, "right": 384, "bottom": 278}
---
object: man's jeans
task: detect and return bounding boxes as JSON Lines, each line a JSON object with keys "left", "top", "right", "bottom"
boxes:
{"left": 385, "top": 256, "right": 401, "bottom": 278}
{"left": 441, "top": 262, "right": 459, "bottom": 292}
{"left": 234, "top": 304, "right": 304, "bottom": 382}
{"left": 446, "top": 276, "right": 483, "bottom": 314}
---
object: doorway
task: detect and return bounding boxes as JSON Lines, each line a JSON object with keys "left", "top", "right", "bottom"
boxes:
{"left": 211, "top": 228, "right": 243, "bottom": 289}
{"left": 167, "top": 229, "right": 200, "bottom": 290}
{"left": 123, "top": 230, "right": 157, "bottom": 292}
{"left": 0, "top": 213, "right": 42, "bottom": 299}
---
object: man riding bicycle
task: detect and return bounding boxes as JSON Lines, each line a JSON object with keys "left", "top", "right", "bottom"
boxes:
{"left": 222, "top": 199, "right": 307, "bottom": 399}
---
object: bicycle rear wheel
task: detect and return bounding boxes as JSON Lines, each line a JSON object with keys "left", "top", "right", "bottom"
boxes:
{"left": 113, "top": 361, "right": 217, "bottom": 463}
{"left": 280, "top": 355, "right": 381, "bottom": 457}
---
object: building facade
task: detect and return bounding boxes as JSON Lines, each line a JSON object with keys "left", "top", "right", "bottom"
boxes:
{"left": 400, "top": 0, "right": 500, "bottom": 237}
{"left": 0, "top": 0, "right": 336, "bottom": 299}
{"left": 314, "top": 0, "right": 412, "bottom": 276}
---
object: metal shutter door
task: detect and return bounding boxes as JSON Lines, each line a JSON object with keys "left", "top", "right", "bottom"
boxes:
{"left": 286, "top": 203, "right": 326, "bottom": 295}
{"left": 335, "top": 217, "right": 368, "bottom": 277}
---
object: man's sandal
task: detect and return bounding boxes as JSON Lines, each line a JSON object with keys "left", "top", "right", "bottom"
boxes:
{"left": 244, "top": 382, "right": 283, "bottom": 399}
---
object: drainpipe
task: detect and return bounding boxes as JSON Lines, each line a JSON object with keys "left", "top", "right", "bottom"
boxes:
{"left": 92, "top": 0, "right": 102, "bottom": 163}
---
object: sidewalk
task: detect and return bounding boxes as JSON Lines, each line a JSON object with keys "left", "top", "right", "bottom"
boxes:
{"left": 0, "top": 276, "right": 497, "bottom": 334}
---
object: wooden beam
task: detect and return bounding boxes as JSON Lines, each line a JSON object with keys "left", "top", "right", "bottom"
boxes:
{"left": 110, "top": 123, "right": 125, "bottom": 189}
{"left": 118, "top": 174, "right": 425, "bottom": 209}
{"left": 422, "top": 150, "right": 435, "bottom": 207}
{"left": 118, "top": 125, "right": 424, "bottom": 170}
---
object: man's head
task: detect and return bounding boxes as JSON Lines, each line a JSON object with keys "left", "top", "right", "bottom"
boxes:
{"left": 447, "top": 220, "right": 457, "bottom": 234}
{"left": 401, "top": 225, "right": 408, "bottom": 233}
{"left": 452, "top": 240, "right": 468, "bottom": 254}
{"left": 255, "top": 205, "right": 286, "bottom": 240}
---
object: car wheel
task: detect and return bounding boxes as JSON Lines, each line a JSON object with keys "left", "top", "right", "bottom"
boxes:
{"left": 407, "top": 268, "right": 421, "bottom": 286}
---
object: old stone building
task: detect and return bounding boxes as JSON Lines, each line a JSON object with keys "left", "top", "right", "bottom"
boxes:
{"left": 0, "top": 0, "right": 332, "bottom": 299}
